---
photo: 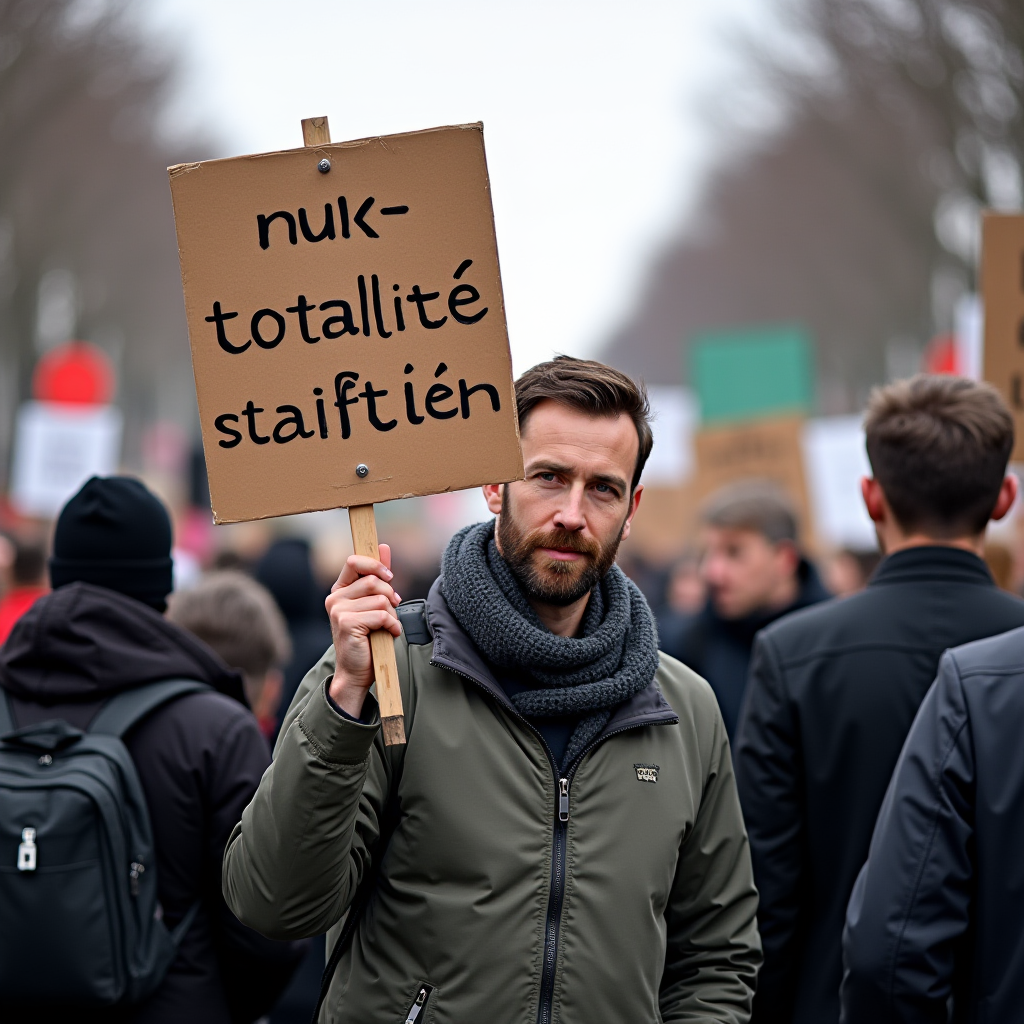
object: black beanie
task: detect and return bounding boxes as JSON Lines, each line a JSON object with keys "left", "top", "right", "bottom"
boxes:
{"left": 49, "top": 476, "right": 174, "bottom": 612}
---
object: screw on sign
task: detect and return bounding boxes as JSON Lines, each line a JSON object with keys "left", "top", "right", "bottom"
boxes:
{"left": 168, "top": 115, "right": 524, "bottom": 745}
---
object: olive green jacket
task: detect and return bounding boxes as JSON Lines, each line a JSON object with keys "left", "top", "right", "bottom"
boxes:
{"left": 223, "top": 590, "right": 760, "bottom": 1023}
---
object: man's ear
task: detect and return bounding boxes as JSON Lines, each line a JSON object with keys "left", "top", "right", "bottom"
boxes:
{"left": 777, "top": 539, "right": 800, "bottom": 576}
{"left": 991, "top": 473, "right": 1019, "bottom": 522}
{"left": 620, "top": 484, "right": 643, "bottom": 541}
{"left": 483, "top": 483, "right": 503, "bottom": 516}
{"left": 860, "top": 477, "right": 887, "bottom": 524}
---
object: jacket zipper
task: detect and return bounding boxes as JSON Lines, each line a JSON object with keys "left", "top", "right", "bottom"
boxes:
{"left": 537, "top": 776, "right": 569, "bottom": 1024}
{"left": 535, "top": 725, "right": 656, "bottom": 1024}
{"left": 404, "top": 983, "right": 432, "bottom": 1022}
{"left": 436, "top": 660, "right": 667, "bottom": 1024}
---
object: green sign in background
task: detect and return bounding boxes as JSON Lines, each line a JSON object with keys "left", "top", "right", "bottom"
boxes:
{"left": 689, "top": 325, "right": 814, "bottom": 424}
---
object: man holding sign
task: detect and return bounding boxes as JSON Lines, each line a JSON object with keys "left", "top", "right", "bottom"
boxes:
{"left": 223, "top": 357, "right": 760, "bottom": 1023}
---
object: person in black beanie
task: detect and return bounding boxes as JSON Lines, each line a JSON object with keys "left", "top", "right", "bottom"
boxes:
{"left": 49, "top": 476, "right": 175, "bottom": 610}
{"left": 0, "top": 476, "right": 303, "bottom": 1023}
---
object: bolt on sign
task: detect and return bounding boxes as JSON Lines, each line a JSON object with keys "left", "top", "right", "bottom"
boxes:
{"left": 982, "top": 213, "right": 1024, "bottom": 460}
{"left": 168, "top": 122, "right": 523, "bottom": 524}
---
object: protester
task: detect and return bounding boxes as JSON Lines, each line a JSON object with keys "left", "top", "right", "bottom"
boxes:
{"left": 0, "top": 476, "right": 303, "bottom": 1022}
{"left": 734, "top": 375, "right": 1024, "bottom": 1024}
{"left": 223, "top": 356, "right": 761, "bottom": 1023}
{"left": 661, "top": 480, "right": 829, "bottom": 740}
{"left": 841, "top": 627, "right": 1024, "bottom": 1022}
{"left": 655, "top": 545, "right": 706, "bottom": 639}
{"left": 169, "top": 565, "right": 322, "bottom": 1022}
{"left": 0, "top": 534, "right": 48, "bottom": 645}
{"left": 254, "top": 538, "right": 332, "bottom": 741}
{"left": 168, "top": 570, "right": 291, "bottom": 740}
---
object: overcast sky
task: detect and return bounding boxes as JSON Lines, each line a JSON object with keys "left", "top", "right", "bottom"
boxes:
{"left": 147, "top": 0, "right": 769, "bottom": 374}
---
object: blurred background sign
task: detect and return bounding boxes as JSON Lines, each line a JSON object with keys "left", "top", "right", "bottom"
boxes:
{"left": 981, "top": 214, "right": 1024, "bottom": 460}
{"left": 9, "top": 342, "right": 122, "bottom": 518}
{"left": 801, "top": 417, "right": 874, "bottom": 551}
{"left": 643, "top": 386, "right": 698, "bottom": 485}
{"left": 690, "top": 325, "right": 814, "bottom": 425}
{"left": 694, "top": 416, "right": 813, "bottom": 545}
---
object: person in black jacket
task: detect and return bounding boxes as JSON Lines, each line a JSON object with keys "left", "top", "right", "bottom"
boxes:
{"left": 734, "top": 375, "right": 1024, "bottom": 1024}
{"left": 254, "top": 538, "right": 333, "bottom": 743}
{"left": 841, "top": 626, "right": 1024, "bottom": 1022}
{"left": 661, "top": 480, "right": 829, "bottom": 740}
{"left": 0, "top": 476, "right": 303, "bottom": 1024}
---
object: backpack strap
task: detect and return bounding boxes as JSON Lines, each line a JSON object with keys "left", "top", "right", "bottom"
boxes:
{"left": 88, "top": 680, "right": 212, "bottom": 738}
{"left": 0, "top": 691, "right": 14, "bottom": 736}
{"left": 397, "top": 599, "right": 432, "bottom": 645}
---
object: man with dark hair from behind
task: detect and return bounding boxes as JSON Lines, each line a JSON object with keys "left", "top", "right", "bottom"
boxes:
{"left": 254, "top": 538, "right": 333, "bottom": 743}
{"left": 662, "top": 480, "right": 829, "bottom": 742}
{"left": 223, "top": 356, "right": 761, "bottom": 1024}
{"left": 734, "top": 375, "right": 1024, "bottom": 1024}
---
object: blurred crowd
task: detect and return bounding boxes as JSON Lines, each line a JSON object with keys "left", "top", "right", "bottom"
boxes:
{"left": 5, "top": 370, "right": 1024, "bottom": 1022}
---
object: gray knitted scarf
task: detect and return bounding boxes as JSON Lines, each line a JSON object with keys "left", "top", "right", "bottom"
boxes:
{"left": 440, "top": 520, "right": 659, "bottom": 767}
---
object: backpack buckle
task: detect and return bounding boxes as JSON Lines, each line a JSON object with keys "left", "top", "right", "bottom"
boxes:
{"left": 17, "top": 828, "right": 37, "bottom": 871}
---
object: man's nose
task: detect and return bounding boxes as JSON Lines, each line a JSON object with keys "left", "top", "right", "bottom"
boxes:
{"left": 553, "top": 486, "right": 586, "bottom": 531}
{"left": 702, "top": 554, "right": 723, "bottom": 585}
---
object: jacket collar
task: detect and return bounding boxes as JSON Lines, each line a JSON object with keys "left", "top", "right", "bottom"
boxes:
{"left": 869, "top": 545, "right": 994, "bottom": 588}
{"left": 425, "top": 579, "right": 678, "bottom": 739}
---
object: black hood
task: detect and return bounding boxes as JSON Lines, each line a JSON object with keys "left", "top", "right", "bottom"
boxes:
{"left": 0, "top": 581, "right": 246, "bottom": 706}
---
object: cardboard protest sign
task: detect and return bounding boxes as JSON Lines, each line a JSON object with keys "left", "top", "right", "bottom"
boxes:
{"left": 982, "top": 213, "right": 1024, "bottom": 460}
{"left": 169, "top": 123, "right": 523, "bottom": 523}
{"left": 622, "top": 415, "right": 816, "bottom": 563}
{"left": 693, "top": 416, "right": 814, "bottom": 545}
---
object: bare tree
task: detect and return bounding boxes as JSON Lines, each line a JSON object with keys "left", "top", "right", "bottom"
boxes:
{"left": 0, "top": 0, "right": 212, "bottom": 483}
{"left": 603, "top": 0, "right": 1024, "bottom": 410}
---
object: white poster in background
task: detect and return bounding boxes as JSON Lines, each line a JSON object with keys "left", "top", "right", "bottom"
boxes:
{"left": 801, "top": 416, "right": 876, "bottom": 551}
{"left": 956, "top": 293, "right": 982, "bottom": 381}
{"left": 644, "top": 386, "right": 698, "bottom": 485}
{"left": 10, "top": 401, "right": 123, "bottom": 518}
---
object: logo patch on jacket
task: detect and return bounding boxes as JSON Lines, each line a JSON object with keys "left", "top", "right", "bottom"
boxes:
{"left": 634, "top": 763, "right": 659, "bottom": 784}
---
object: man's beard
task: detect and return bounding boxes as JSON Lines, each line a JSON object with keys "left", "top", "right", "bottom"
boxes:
{"left": 496, "top": 486, "right": 626, "bottom": 607}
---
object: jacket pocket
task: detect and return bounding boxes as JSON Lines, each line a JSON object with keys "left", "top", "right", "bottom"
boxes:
{"left": 402, "top": 982, "right": 434, "bottom": 1023}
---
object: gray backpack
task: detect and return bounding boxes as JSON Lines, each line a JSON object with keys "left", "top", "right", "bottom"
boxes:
{"left": 0, "top": 680, "right": 208, "bottom": 1007}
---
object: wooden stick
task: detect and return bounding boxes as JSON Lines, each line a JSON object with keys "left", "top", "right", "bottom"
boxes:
{"left": 300, "top": 115, "right": 406, "bottom": 746}
{"left": 347, "top": 505, "right": 407, "bottom": 746}
{"left": 301, "top": 116, "right": 331, "bottom": 147}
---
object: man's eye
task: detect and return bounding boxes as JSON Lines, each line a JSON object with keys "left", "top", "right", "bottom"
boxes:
{"left": 539, "top": 473, "right": 556, "bottom": 482}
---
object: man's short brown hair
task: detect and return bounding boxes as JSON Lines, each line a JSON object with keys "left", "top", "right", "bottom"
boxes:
{"left": 514, "top": 355, "right": 653, "bottom": 491}
{"left": 864, "top": 375, "right": 1014, "bottom": 537}
{"left": 701, "top": 480, "right": 800, "bottom": 545}
{"left": 168, "top": 570, "right": 291, "bottom": 680}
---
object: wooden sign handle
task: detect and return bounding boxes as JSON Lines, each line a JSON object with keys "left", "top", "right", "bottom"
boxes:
{"left": 348, "top": 504, "right": 407, "bottom": 746}
{"left": 300, "top": 116, "right": 406, "bottom": 747}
